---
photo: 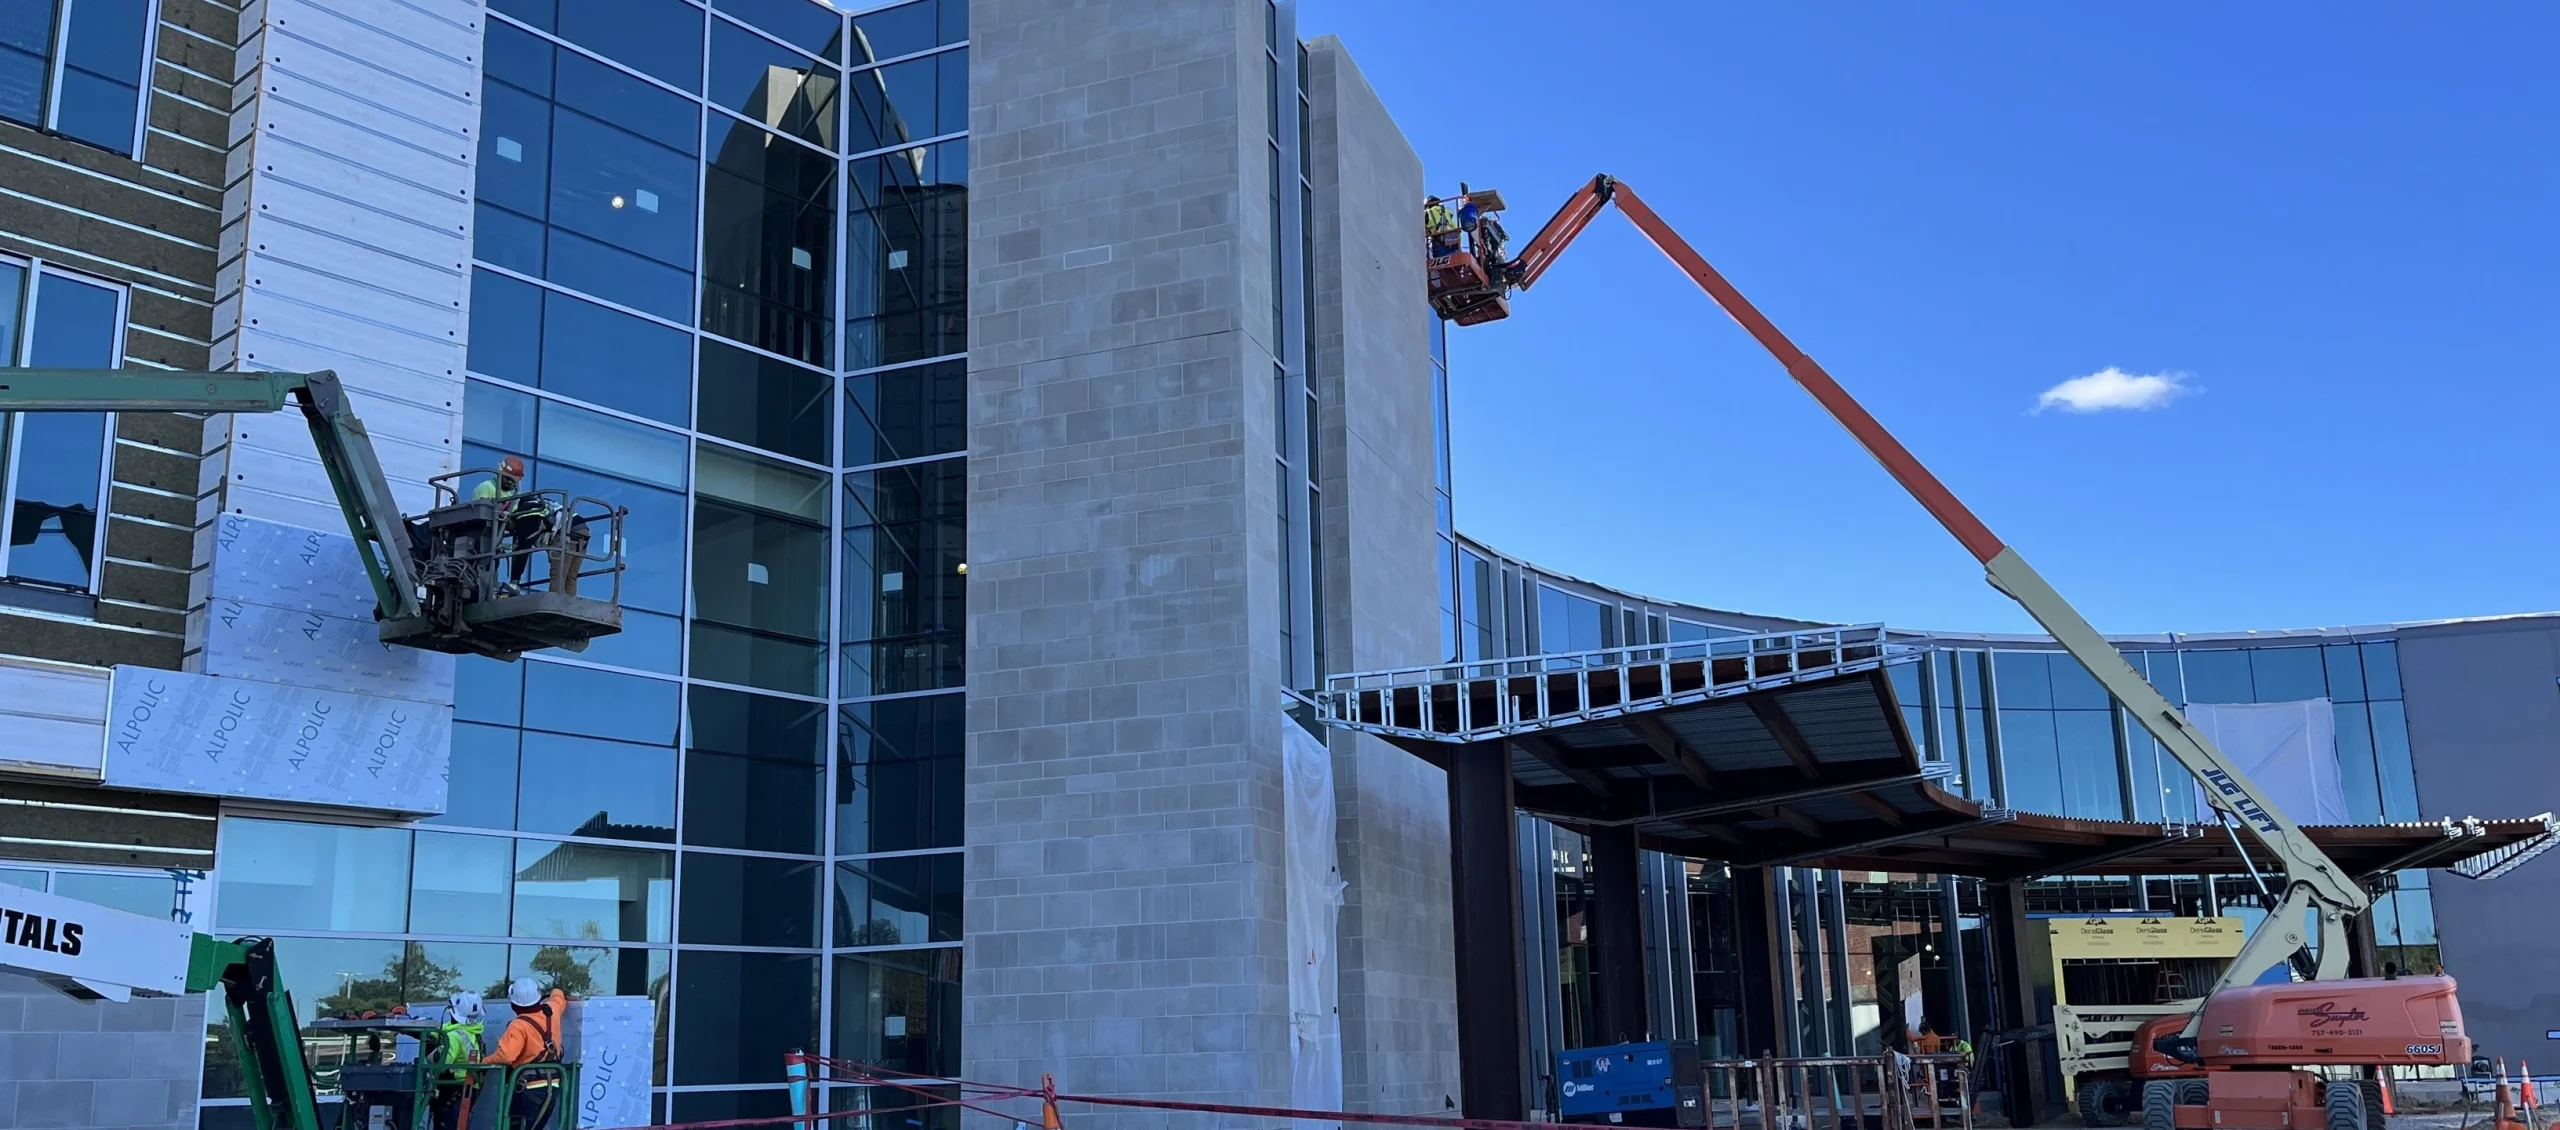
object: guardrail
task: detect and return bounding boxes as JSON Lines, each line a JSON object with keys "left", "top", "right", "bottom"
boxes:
{"left": 1700, "top": 1053, "right": 1973, "bottom": 1130}
{"left": 1316, "top": 624, "right": 1923, "bottom": 742}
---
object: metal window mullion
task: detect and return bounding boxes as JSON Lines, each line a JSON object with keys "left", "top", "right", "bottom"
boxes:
{"left": 42, "top": 0, "right": 70, "bottom": 131}
{"left": 127, "top": 0, "right": 163, "bottom": 159}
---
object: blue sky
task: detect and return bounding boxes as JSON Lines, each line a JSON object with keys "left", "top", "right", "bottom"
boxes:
{"left": 1297, "top": 3, "right": 2556, "bottom": 634}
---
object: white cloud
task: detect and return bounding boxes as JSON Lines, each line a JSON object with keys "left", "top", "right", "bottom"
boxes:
{"left": 2034, "top": 367, "right": 2195, "bottom": 414}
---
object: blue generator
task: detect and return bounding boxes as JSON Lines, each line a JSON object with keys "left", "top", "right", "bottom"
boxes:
{"left": 1556, "top": 1040, "right": 1704, "bottom": 1127}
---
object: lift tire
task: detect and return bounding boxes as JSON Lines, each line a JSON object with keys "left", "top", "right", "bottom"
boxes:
{"left": 2080, "top": 1078, "right": 2135, "bottom": 1127}
{"left": 2360, "top": 1080, "right": 2387, "bottom": 1130}
{"left": 2178, "top": 1080, "right": 2212, "bottom": 1106}
{"left": 2325, "top": 1081, "right": 2366, "bottom": 1130}
{"left": 2142, "top": 1081, "right": 2179, "bottom": 1130}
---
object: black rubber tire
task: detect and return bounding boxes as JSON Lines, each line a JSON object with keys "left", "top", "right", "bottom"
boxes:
{"left": 2325, "top": 1080, "right": 2366, "bottom": 1130}
{"left": 2359, "top": 1080, "right": 2387, "bottom": 1130}
{"left": 2178, "top": 1079, "right": 2212, "bottom": 1106}
{"left": 2080, "top": 1078, "right": 2134, "bottom": 1128}
{"left": 2143, "top": 1080, "right": 2179, "bottom": 1130}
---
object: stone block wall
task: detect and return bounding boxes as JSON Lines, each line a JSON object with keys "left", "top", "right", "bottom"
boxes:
{"left": 0, "top": 972, "right": 206, "bottom": 1130}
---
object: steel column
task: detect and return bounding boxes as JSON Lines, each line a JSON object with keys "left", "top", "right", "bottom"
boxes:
{"left": 1452, "top": 741, "right": 1530, "bottom": 1120}
{"left": 1591, "top": 822, "right": 1651, "bottom": 1045}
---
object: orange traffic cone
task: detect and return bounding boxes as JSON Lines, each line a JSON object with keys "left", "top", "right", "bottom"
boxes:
{"left": 1041, "top": 1073, "right": 1065, "bottom": 1130}
{"left": 2378, "top": 1071, "right": 2394, "bottom": 1116}
{"left": 2526, "top": 1061, "right": 2541, "bottom": 1110}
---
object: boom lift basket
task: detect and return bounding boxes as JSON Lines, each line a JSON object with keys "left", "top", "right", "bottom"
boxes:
{"left": 391, "top": 469, "right": 628, "bottom": 658}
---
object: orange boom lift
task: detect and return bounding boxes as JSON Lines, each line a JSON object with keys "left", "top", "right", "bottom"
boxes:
{"left": 1435, "top": 174, "right": 2471, "bottom": 1130}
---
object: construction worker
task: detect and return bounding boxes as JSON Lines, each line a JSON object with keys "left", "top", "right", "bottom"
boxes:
{"left": 1475, "top": 209, "right": 1511, "bottom": 284}
{"left": 1913, "top": 1020, "right": 1947, "bottom": 1055}
{"left": 429, "top": 990, "right": 486, "bottom": 1130}
{"left": 485, "top": 976, "right": 567, "bottom": 1130}
{"left": 473, "top": 455, "right": 553, "bottom": 590}
{"left": 1424, "top": 195, "right": 1459, "bottom": 260}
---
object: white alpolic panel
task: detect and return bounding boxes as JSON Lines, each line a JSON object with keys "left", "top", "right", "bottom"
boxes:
{"left": 102, "top": 666, "right": 451, "bottom": 815}
{"left": 0, "top": 656, "right": 110, "bottom": 777}
{"left": 206, "top": 0, "right": 482, "bottom": 529}
{"left": 562, "top": 997, "right": 657, "bottom": 1128}
{"left": 182, "top": 512, "right": 457, "bottom": 706}
{"left": 1283, "top": 716, "right": 1345, "bottom": 1129}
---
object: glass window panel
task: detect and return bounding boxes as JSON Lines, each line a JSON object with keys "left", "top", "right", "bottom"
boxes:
{"left": 700, "top": 441, "right": 829, "bottom": 519}
{"left": 2249, "top": 647, "right": 2326, "bottom": 703}
{"left": 517, "top": 732, "right": 678, "bottom": 841}
{"left": 475, "top": 201, "right": 546, "bottom": 277}
{"left": 709, "top": 20, "right": 840, "bottom": 149}
{"left": 0, "top": 8, "right": 47, "bottom": 128}
{"left": 547, "top": 228, "right": 695, "bottom": 325}
{"left": 465, "top": 378, "right": 538, "bottom": 454}
{"left": 479, "top": 79, "right": 554, "bottom": 223}
{"left": 2362, "top": 641, "right": 2402, "bottom": 699}
{"left": 2322, "top": 644, "right": 2366, "bottom": 702}
{"left": 937, "top": 0, "right": 964, "bottom": 42}
{"left": 715, "top": 0, "right": 845, "bottom": 58}
{"left": 851, "top": 2, "right": 938, "bottom": 66}
{"left": 0, "top": 262, "right": 22, "bottom": 363}
{"left": 2395, "top": 887, "right": 2435, "bottom": 944}
{"left": 434, "top": 721, "right": 523, "bottom": 831}
{"left": 537, "top": 462, "right": 685, "bottom": 617}
{"left": 1996, "top": 709, "right": 2063, "bottom": 814}
{"left": 0, "top": 867, "right": 42, "bottom": 890}
{"left": 2049, "top": 656, "right": 2108, "bottom": 710}
{"left": 934, "top": 49, "right": 966, "bottom": 136}
{"left": 831, "top": 948, "right": 961, "bottom": 1078}
{"left": 2370, "top": 700, "right": 2418, "bottom": 821}
{"left": 2181, "top": 650, "right": 2253, "bottom": 704}
{"left": 455, "top": 656, "right": 526, "bottom": 726}
{"left": 510, "top": 940, "right": 669, "bottom": 1006}
{"left": 843, "top": 139, "right": 966, "bottom": 368}
{"left": 555, "top": 604, "right": 684, "bottom": 674}
{"left": 555, "top": 49, "right": 700, "bottom": 155}
{"left": 679, "top": 852, "right": 821, "bottom": 947}
{"left": 215, "top": 819, "right": 412, "bottom": 933}
{"left": 693, "top": 621, "right": 828, "bottom": 698}
{"left": 704, "top": 115, "right": 837, "bottom": 362}
{"left": 524, "top": 661, "right": 681, "bottom": 745}
{"left": 832, "top": 852, "right": 959, "bottom": 945}
{"left": 2138, "top": 651, "right": 2185, "bottom": 705}
{"left": 2055, "top": 710, "right": 2122, "bottom": 820}
{"left": 55, "top": 0, "right": 151, "bottom": 152}
{"left": 2333, "top": 701, "right": 2381, "bottom": 824}
{"left": 841, "top": 458, "right": 965, "bottom": 696}
{"left": 544, "top": 114, "right": 698, "bottom": 319}
{"left": 5, "top": 413, "right": 108, "bottom": 588}
{"left": 467, "top": 269, "right": 543, "bottom": 384}
{"left": 843, "top": 358, "right": 963, "bottom": 467}
{"left": 512, "top": 839, "right": 671, "bottom": 941}
{"left": 557, "top": 0, "right": 703, "bottom": 91}
{"left": 685, "top": 684, "right": 825, "bottom": 854}
{"left": 411, "top": 831, "right": 514, "bottom": 936}
{"left": 51, "top": 870, "right": 176, "bottom": 920}
{"left": 486, "top": 20, "right": 554, "bottom": 95}
{"left": 1960, "top": 706, "right": 1991, "bottom": 800}
{"left": 537, "top": 397, "right": 690, "bottom": 489}
{"left": 1991, "top": 652, "right": 2052, "bottom": 710}
{"left": 490, "top": 0, "right": 557, "bottom": 31}
{"left": 838, "top": 693, "right": 962, "bottom": 854}
{"left": 1886, "top": 662, "right": 1922, "bottom": 711}
{"left": 536, "top": 289, "right": 692, "bottom": 424}
{"left": 673, "top": 951, "right": 820, "bottom": 1085}
{"left": 700, "top": 340, "right": 832, "bottom": 463}
{"left": 205, "top": 937, "right": 406, "bottom": 1095}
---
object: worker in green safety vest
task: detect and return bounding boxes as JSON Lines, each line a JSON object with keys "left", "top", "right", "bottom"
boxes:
{"left": 472, "top": 454, "right": 556, "bottom": 590}
{"left": 429, "top": 990, "right": 487, "bottom": 1130}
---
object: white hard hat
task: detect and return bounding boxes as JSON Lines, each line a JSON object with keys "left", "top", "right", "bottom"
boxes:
{"left": 507, "top": 977, "right": 542, "bottom": 1009}
{"left": 447, "top": 989, "right": 484, "bottom": 1024}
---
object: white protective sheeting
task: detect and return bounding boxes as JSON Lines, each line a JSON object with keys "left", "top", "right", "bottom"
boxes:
{"left": 1283, "top": 716, "right": 1345, "bottom": 1128}
{"left": 2185, "top": 699, "right": 2349, "bottom": 825}
{"left": 562, "top": 997, "right": 657, "bottom": 1129}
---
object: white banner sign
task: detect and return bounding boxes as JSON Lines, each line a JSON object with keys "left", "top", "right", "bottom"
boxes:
{"left": 2185, "top": 699, "right": 2348, "bottom": 825}
{"left": 0, "top": 881, "right": 194, "bottom": 999}
{"left": 103, "top": 666, "right": 451, "bottom": 814}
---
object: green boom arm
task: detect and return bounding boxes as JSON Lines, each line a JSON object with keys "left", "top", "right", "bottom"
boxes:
{"left": 187, "top": 935, "right": 324, "bottom": 1130}
{"left": 0, "top": 368, "right": 424, "bottom": 626}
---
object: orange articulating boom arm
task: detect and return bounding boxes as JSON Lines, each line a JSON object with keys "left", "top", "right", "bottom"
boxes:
{"left": 1501, "top": 175, "right": 2369, "bottom": 1013}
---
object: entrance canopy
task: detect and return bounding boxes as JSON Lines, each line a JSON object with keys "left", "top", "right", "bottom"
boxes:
{"left": 1316, "top": 627, "right": 2558, "bottom": 881}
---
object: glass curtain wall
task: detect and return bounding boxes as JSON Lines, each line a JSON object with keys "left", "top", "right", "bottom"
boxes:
{"left": 197, "top": 1, "right": 968, "bottom": 1124}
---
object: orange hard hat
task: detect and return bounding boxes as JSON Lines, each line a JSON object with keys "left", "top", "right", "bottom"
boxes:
{"left": 499, "top": 455, "right": 525, "bottom": 478}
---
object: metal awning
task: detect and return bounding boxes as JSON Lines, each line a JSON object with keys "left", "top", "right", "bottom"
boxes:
{"left": 1316, "top": 629, "right": 2559, "bottom": 882}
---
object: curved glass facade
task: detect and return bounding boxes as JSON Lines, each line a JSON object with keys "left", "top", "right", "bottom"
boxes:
{"left": 1458, "top": 530, "right": 2443, "bottom": 1072}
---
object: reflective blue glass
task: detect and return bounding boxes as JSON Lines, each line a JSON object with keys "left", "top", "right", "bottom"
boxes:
{"left": 714, "top": 0, "right": 845, "bottom": 58}
{"left": 566, "top": 605, "right": 684, "bottom": 674}
{"left": 464, "top": 377, "right": 538, "bottom": 453}
{"left": 454, "top": 655, "right": 525, "bottom": 726}
{"left": 838, "top": 692, "right": 962, "bottom": 854}
{"left": 2049, "top": 656, "right": 2108, "bottom": 710}
{"left": 537, "top": 290, "right": 692, "bottom": 425}
{"left": 0, "top": 7, "right": 47, "bottom": 127}
{"left": 703, "top": 114, "right": 837, "bottom": 364}
{"left": 556, "top": 50, "right": 700, "bottom": 154}
{"left": 685, "top": 685, "right": 825, "bottom": 854}
{"left": 700, "top": 340, "right": 833, "bottom": 463}
{"left": 2362, "top": 641, "right": 2402, "bottom": 699}
{"left": 672, "top": 951, "right": 819, "bottom": 1086}
{"left": 540, "top": 462, "right": 685, "bottom": 617}
{"left": 851, "top": 0, "right": 941, "bottom": 65}
{"left": 2322, "top": 644, "right": 2365, "bottom": 701}
{"left": 1992, "top": 652, "right": 2051, "bottom": 709}
{"left": 841, "top": 459, "right": 964, "bottom": 697}
{"left": 512, "top": 839, "right": 671, "bottom": 940}
{"left": 55, "top": 0, "right": 150, "bottom": 151}
{"left": 2139, "top": 651, "right": 2184, "bottom": 704}
{"left": 2055, "top": 709, "right": 2121, "bottom": 820}
{"left": 2333, "top": 701, "right": 2381, "bottom": 823}
{"left": 516, "top": 731, "right": 678, "bottom": 841}
{"left": 832, "top": 950, "right": 961, "bottom": 1079}
{"left": 467, "top": 269, "right": 543, "bottom": 384}
{"left": 2249, "top": 647, "right": 2326, "bottom": 702}
{"left": 433, "top": 722, "right": 522, "bottom": 831}
{"left": 558, "top": 0, "right": 703, "bottom": 91}
{"left": 1996, "top": 709, "right": 2062, "bottom": 814}
{"left": 843, "top": 359, "right": 963, "bottom": 467}
{"left": 524, "top": 661, "right": 681, "bottom": 745}
{"left": 2181, "top": 650, "right": 2252, "bottom": 704}
{"left": 679, "top": 852, "right": 821, "bottom": 946}
{"left": 832, "top": 853, "right": 959, "bottom": 945}
{"left": 486, "top": 20, "right": 553, "bottom": 94}
{"left": 411, "top": 832, "right": 515, "bottom": 936}
{"left": 2370, "top": 700, "right": 2417, "bottom": 820}
{"left": 709, "top": 20, "right": 839, "bottom": 149}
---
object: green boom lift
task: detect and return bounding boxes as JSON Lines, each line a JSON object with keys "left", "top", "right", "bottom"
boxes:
{"left": 0, "top": 367, "right": 625, "bottom": 658}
